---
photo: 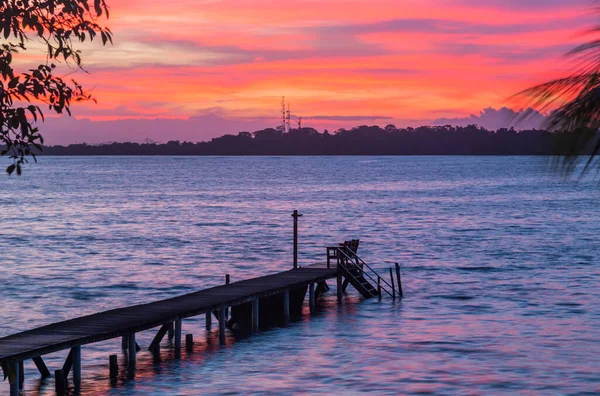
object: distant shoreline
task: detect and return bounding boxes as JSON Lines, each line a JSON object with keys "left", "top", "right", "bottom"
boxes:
{"left": 22, "top": 125, "right": 583, "bottom": 156}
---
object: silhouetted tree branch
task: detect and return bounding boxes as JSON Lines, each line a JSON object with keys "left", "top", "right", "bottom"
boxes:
{"left": 0, "top": 0, "right": 112, "bottom": 175}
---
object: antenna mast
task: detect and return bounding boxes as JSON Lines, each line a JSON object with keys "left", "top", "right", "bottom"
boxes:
{"left": 281, "top": 97, "right": 286, "bottom": 132}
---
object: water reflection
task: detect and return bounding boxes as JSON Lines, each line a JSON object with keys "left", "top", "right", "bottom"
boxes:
{"left": 2, "top": 157, "right": 599, "bottom": 394}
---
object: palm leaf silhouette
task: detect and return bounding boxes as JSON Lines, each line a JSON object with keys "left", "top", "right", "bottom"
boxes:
{"left": 515, "top": 5, "right": 600, "bottom": 176}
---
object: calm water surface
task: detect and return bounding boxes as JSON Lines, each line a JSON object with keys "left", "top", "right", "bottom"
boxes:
{"left": 1, "top": 156, "right": 599, "bottom": 395}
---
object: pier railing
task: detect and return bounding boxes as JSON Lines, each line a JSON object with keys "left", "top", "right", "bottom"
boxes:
{"left": 336, "top": 246, "right": 403, "bottom": 299}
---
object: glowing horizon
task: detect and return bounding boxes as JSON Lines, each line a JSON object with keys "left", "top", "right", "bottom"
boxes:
{"left": 13, "top": 0, "right": 598, "bottom": 143}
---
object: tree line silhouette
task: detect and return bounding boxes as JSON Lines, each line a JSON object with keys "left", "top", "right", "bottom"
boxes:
{"left": 23, "top": 124, "right": 587, "bottom": 156}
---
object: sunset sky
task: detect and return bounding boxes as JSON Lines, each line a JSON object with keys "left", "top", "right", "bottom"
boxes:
{"left": 21, "top": 0, "right": 596, "bottom": 143}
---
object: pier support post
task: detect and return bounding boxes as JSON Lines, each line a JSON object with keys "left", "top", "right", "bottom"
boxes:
{"left": 378, "top": 276, "right": 382, "bottom": 301}
{"left": 55, "top": 369, "right": 65, "bottom": 396}
{"left": 18, "top": 361, "right": 24, "bottom": 389}
{"left": 283, "top": 290, "right": 290, "bottom": 324}
{"left": 73, "top": 346, "right": 81, "bottom": 385}
{"left": 186, "top": 334, "right": 194, "bottom": 352}
{"left": 8, "top": 360, "right": 18, "bottom": 396}
{"left": 225, "top": 275, "right": 230, "bottom": 318}
{"left": 337, "top": 273, "right": 343, "bottom": 302}
{"left": 309, "top": 283, "right": 315, "bottom": 312}
{"left": 219, "top": 306, "right": 226, "bottom": 345}
{"left": 168, "top": 322, "right": 175, "bottom": 340}
{"left": 292, "top": 210, "right": 302, "bottom": 270}
{"left": 33, "top": 356, "right": 51, "bottom": 378}
{"left": 395, "top": 263, "right": 403, "bottom": 297}
{"left": 127, "top": 333, "right": 136, "bottom": 366}
{"left": 205, "top": 311, "right": 212, "bottom": 330}
{"left": 389, "top": 268, "right": 396, "bottom": 300}
{"left": 251, "top": 299, "right": 259, "bottom": 333}
{"left": 121, "top": 335, "right": 128, "bottom": 350}
{"left": 109, "top": 355, "right": 118, "bottom": 379}
{"left": 174, "top": 319, "right": 182, "bottom": 358}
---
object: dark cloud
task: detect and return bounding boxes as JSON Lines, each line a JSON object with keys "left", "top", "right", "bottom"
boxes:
{"left": 432, "top": 107, "right": 547, "bottom": 130}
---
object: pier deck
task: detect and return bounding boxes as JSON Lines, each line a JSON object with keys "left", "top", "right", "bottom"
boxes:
{"left": 0, "top": 267, "right": 336, "bottom": 365}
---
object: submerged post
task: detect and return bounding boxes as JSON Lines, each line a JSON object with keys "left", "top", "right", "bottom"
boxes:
{"left": 109, "top": 355, "right": 118, "bottom": 379}
{"left": 73, "top": 345, "right": 82, "bottom": 385}
{"left": 378, "top": 276, "right": 382, "bottom": 301}
{"left": 337, "top": 272, "right": 343, "bottom": 302}
{"left": 205, "top": 311, "right": 212, "bottom": 330}
{"left": 292, "top": 210, "right": 303, "bottom": 269}
{"left": 127, "top": 333, "right": 136, "bottom": 366}
{"left": 251, "top": 299, "right": 259, "bottom": 333}
{"left": 219, "top": 306, "right": 226, "bottom": 345}
{"left": 283, "top": 290, "right": 290, "bottom": 324}
{"left": 55, "top": 369, "right": 66, "bottom": 396}
{"left": 186, "top": 334, "right": 194, "bottom": 352}
{"left": 8, "top": 360, "right": 18, "bottom": 396}
{"left": 395, "top": 263, "right": 403, "bottom": 297}
{"left": 174, "top": 319, "right": 182, "bottom": 358}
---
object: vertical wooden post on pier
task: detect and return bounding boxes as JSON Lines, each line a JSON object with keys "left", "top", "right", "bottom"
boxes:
{"left": 55, "top": 369, "right": 66, "bottom": 396}
{"left": 251, "top": 299, "right": 259, "bottom": 333}
{"left": 109, "top": 355, "right": 118, "bottom": 379}
{"left": 174, "top": 319, "right": 182, "bottom": 358}
{"left": 8, "top": 360, "right": 18, "bottom": 396}
{"left": 127, "top": 333, "right": 136, "bottom": 366}
{"left": 121, "top": 335, "right": 128, "bottom": 350}
{"left": 18, "top": 361, "right": 24, "bottom": 389}
{"left": 168, "top": 322, "right": 175, "bottom": 340}
{"left": 395, "top": 263, "right": 403, "bottom": 297}
{"left": 219, "top": 306, "right": 226, "bottom": 345}
{"left": 292, "top": 210, "right": 302, "bottom": 270}
{"left": 225, "top": 274, "right": 230, "bottom": 318}
{"left": 389, "top": 268, "right": 396, "bottom": 300}
{"left": 337, "top": 272, "right": 343, "bottom": 302}
{"left": 309, "top": 283, "right": 315, "bottom": 312}
{"left": 283, "top": 290, "right": 290, "bottom": 324}
{"left": 205, "top": 311, "right": 212, "bottom": 330}
{"left": 73, "top": 345, "right": 82, "bottom": 385}
{"left": 186, "top": 334, "right": 194, "bottom": 352}
{"left": 378, "top": 276, "right": 382, "bottom": 301}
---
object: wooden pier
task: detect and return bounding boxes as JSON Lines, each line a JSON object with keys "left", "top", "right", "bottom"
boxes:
{"left": 1, "top": 220, "right": 403, "bottom": 395}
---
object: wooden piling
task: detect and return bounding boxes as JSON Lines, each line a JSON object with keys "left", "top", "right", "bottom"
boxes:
{"left": 378, "top": 276, "right": 382, "bottom": 301}
{"left": 18, "top": 360, "right": 24, "bottom": 389}
{"left": 73, "top": 346, "right": 82, "bottom": 384}
{"left": 33, "top": 356, "right": 51, "bottom": 378}
{"left": 8, "top": 360, "right": 19, "bottom": 396}
{"left": 205, "top": 311, "right": 212, "bottom": 330}
{"left": 251, "top": 299, "right": 259, "bottom": 333}
{"left": 219, "top": 306, "right": 227, "bottom": 345}
{"left": 395, "top": 263, "right": 403, "bottom": 297}
{"left": 121, "top": 335, "right": 128, "bottom": 350}
{"left": 389, "top": 268, "right": 396, "bottom": 300}
{"left": 309, "top": 283, "right": 315, "bottom": 312}
{"left": 109, "top": 355, "right": 118, "bottom": 379}
{"left": 127, "top": 333, "right": 136, "bottom": 366}
{"left": 283, "top": 291, "right": 290, "bottom": 324}
{"left": 174, "top": 319, "right": 182, "bottom": 358}
{"left": 225, "top": 275, "right": 230, "bottom": 318}
{"left": 168, "top": 322, "right": 175, "bottom": 340}
{"left": 185, "top": 334, "right": 193, "bottom": 352}
{"left": 337, "top": 273, "right": 343, "bottom": 302}
{"left": 55, "top": 369, "right": 66, "bottom": 396}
